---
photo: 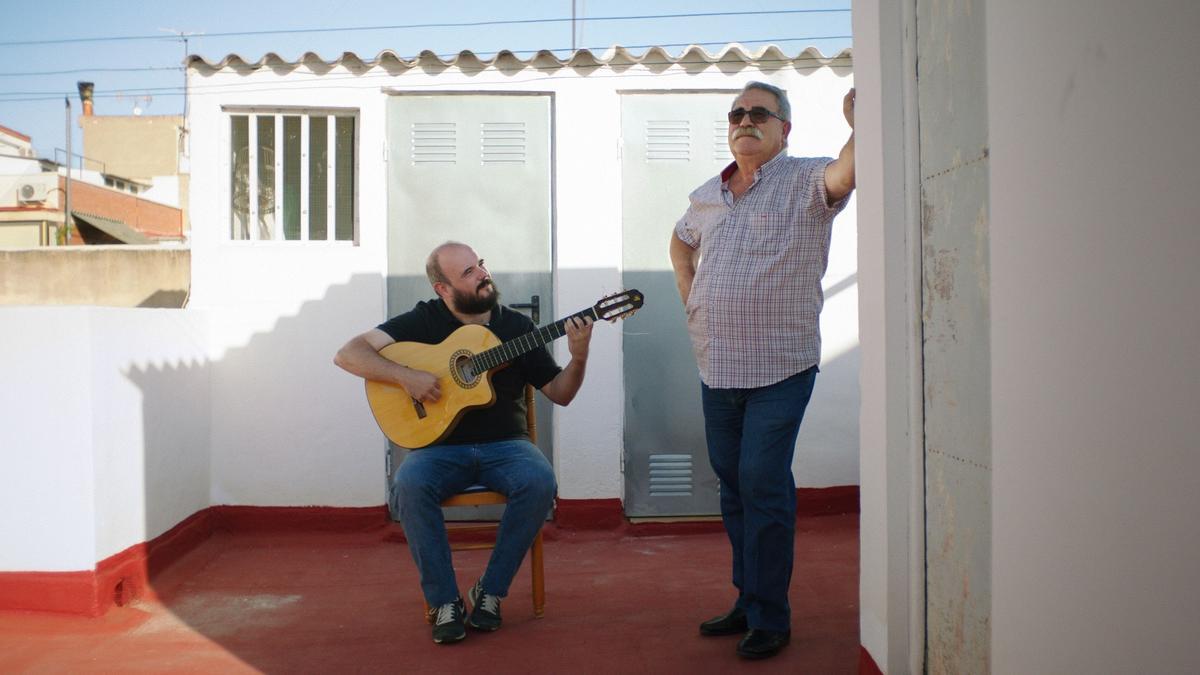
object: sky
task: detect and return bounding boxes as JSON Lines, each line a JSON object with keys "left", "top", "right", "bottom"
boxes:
{"left": 0, "top": 0, "right": 851, "bottom": 159}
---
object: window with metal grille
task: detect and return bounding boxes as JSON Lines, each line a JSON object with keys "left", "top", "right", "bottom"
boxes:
{"left": 229, "top": 110, "right": 357, "bottom": 242}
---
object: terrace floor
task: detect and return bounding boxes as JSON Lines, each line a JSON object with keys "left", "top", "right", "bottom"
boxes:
{"left": 0, "top": 514, "right": 858, "bottom": 674}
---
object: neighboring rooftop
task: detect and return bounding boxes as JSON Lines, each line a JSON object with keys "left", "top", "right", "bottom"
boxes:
{"left": 0, "top": 125, "right": 35, "bottom": 159}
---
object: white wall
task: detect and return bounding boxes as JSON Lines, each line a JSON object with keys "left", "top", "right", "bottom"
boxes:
{"left": 0, "top": 308, "right": 210, "bottom": 571}
{"left": 141, "top": 175, "right": 180, "bottom": 208}
{"left": 853, "top": 0, "right": 924, "bottom": 671}
{"left": 204, "top": 273, "right": 385, "bottom": 506}
{"left": 550, "top": 80, "right": 625, "bottom": 499}
{"left": 184, "top": 72, "right": 389, "bottom": 506}
{"left": 89, "top": 309, "right": 212, "bottom": 560}
{"left": 857, "top": 1, "right": 1200, "bottom": 672}
{"left": 988, "top": 3, "right": 1200, "bottom": 672}
{"left": 187, "top": 49, "right": 859, "bottom": 505}
{"left": 0, "top": 309, "right": 96, "bottom": 571}
{"left": 790, "top": 77, "right": 861, "bottom": 488}
{"left": 0, "top": 155, "right": 44, "bottom": 176}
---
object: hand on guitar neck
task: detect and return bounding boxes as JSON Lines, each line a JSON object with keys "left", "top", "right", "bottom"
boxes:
{"left": 538, "top": 314, "right": 593, "bottom": 406}
{"left": 564, "top": 313, "right": 594, "bottom": 363}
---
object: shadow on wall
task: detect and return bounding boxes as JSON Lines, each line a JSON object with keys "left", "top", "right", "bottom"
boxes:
{"left": 125, "top": 272, "right": 395, "bottom": 671}
{"left": 138, "top": 290, "right": 189, "bottom": 307}
{"left": 123, "top": 344, "right": 212, "bottom": 587}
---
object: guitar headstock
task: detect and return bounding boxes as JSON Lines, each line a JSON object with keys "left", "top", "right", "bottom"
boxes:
{"left": 593, "top": 289, "right": 644, "bottom": 322}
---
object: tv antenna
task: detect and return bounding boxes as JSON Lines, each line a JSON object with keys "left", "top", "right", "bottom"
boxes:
{"left": 116, "top": 93, "right": 153, "bottom": 115}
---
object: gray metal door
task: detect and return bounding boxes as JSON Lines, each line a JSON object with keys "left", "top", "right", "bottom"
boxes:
{"left": 385, "top": 93, "right": 554, "bottom": 520}
{"left": 621, "top": 91, "right": 737, "bottom": 516}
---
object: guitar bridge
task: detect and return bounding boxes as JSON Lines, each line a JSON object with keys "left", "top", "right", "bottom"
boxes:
{"left": 411, "top": 398, "right": 427, "bottom": 419}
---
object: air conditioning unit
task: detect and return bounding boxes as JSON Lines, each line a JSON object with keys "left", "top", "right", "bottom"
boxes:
{"left": 17, "top": 181, "right": 49, "bottom": 203}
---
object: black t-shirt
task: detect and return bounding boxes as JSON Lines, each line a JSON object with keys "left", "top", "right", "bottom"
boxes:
{"left": 376, "top": 299, "right": 562, "bottom": 445}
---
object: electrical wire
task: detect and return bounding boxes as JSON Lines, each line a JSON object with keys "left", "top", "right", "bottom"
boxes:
{"left": 0, "top": 37, "right": 851, "bottom": 101}
{"left": 0, "top": 9, "right": 850, "bottom": 48}
{"left": 0, "top": 66, "right": 185, "bottom": 77}
{"left": 0, "top": 55, "right": 852, "bottom": 105}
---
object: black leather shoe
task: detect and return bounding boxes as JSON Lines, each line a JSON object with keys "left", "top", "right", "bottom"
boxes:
{"left": 699, "top": 607, "right": 748, "bottom": 636}
{"left": 736, "top": 629, "right": 790, "bottom": 659}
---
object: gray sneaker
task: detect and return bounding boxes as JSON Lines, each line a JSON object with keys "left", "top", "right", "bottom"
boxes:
{"left": 431, "top": 597, "right": 466, "bottom": 644}
{"left": 467, "top": 580, "right": 502, "bottom": 631}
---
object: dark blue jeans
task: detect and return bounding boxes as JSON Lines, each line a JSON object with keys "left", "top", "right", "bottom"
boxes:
{"left": 700, "top": 366, "right": 818, "bottom": 633}
{"left": 391, "top": 439, "right": 556, "bottom": 607}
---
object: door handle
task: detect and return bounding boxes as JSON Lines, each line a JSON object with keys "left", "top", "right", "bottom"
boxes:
{"left": 509, "top": 294, "right": 540, "bottom": 324}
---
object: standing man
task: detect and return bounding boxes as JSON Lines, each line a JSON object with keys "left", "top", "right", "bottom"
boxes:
{"left": 669, "top": 82, "right": 855, "bottom": 660}
{"left": 334, "top": 241, "right": 593, "bottom": 645}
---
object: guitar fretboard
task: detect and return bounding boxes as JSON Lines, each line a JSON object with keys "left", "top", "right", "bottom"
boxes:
{"left": 470, "top": 308, "right": 599, "bottom": 372}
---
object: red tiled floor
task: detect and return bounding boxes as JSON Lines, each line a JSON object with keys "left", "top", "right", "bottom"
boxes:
{"left": 0, "top": 514, "right": 858, "bottom": 674}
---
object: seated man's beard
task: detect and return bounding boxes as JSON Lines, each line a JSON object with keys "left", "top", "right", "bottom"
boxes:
{"left": 453, "top": 281, "right": 500, "bottom": 314}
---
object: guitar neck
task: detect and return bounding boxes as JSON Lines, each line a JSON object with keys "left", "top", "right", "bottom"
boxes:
{"left": 471, "top": 307, "right": 599, "bottom": 372}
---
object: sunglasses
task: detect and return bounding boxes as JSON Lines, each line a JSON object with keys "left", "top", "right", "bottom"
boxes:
{"left": 727, "top": 106, "right": 787, "bottom": 125}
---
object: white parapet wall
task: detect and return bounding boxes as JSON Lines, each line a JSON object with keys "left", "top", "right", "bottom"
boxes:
{"left": 0, "top": 307, "right": 210, "bottom": 572}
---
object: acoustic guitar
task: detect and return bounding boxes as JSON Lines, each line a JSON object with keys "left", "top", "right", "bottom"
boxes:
{"left": 366, "top": 289, "right": 644, "bottom": 448}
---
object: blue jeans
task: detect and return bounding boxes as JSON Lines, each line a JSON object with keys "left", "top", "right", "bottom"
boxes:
{"left": 700, "top": 366, "right": 818, "bottom": 633}
{"left": 391, "top": 439, "right": 556, "bottom": 607}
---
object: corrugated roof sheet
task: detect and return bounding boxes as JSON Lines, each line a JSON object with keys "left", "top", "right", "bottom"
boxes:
{"left": 72, "top": 211, "right": 152, "bottom": 245}
{"left": 186, "top": 44, "right": 851, "bottom": 73}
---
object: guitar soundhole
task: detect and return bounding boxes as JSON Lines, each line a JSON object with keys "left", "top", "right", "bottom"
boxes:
{"left": 449, "top": 350, "right": 481, "bottom": 389}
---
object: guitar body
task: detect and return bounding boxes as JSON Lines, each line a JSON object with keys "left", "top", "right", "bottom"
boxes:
{"left": 365, "top": 324, "right": 502, "bottom": 449}
{"left": 363, "top": 289, "right": 643, "bottom": 450}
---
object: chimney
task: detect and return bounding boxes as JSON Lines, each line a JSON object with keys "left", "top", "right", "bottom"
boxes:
{"left": 77, "top": 81, "right": 94, "bottom": 116}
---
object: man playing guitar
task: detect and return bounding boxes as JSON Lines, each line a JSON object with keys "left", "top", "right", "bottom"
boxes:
{"left": 334, "top": 241, "right": 593, "bottom": 645}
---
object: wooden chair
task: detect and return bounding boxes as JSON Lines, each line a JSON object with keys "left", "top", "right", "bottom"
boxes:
{"left": 423, "top": 384, "right": 546, "bottom": 622}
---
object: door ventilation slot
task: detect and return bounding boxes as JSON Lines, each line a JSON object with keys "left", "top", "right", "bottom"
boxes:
{"left": 412, "top": 122, "right": 457, "bottom": 164}
{"left": 645, "top": 121, "right": 690, "bottom": 161}
{"left": 713, "top": 120, "right": 733, "bottom": 162}
{"left": 481, "top": 122, "right": 527, "bottom": 164}
{"left": 649, "top": 453, "right": 693, "bottom": 497}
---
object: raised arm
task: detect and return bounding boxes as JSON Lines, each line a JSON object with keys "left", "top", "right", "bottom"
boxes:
{"left": 824, "top": 87, "right": 856, "bottom": 205}
{"left": 333, "top": 328, "right": 442, "bottom": 402}
{"left": 538, "top": 315, "right": 593, "bottom": 406}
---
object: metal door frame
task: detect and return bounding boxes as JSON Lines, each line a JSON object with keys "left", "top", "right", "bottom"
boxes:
{"left": 382, "top": 91, "right": 558, "bottom": 521}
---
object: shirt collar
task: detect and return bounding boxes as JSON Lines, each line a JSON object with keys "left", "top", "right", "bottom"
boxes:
{"left": 433, "top": 298, "right": 459, "bottom": 326}
{"left": 720, "top": 149, "right": 789, "bottom": 185}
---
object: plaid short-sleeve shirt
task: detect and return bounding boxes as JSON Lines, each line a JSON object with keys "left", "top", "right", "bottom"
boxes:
{"left": 674, "top": 152, "right": 848, "bottom": 389}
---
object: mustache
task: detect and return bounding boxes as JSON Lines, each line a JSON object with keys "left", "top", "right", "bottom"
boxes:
{"left": 478, "top": 279, "right": 494, "bottom": 291}
{"left": 732, "top": 127, "right": 763, "bottom": 140}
